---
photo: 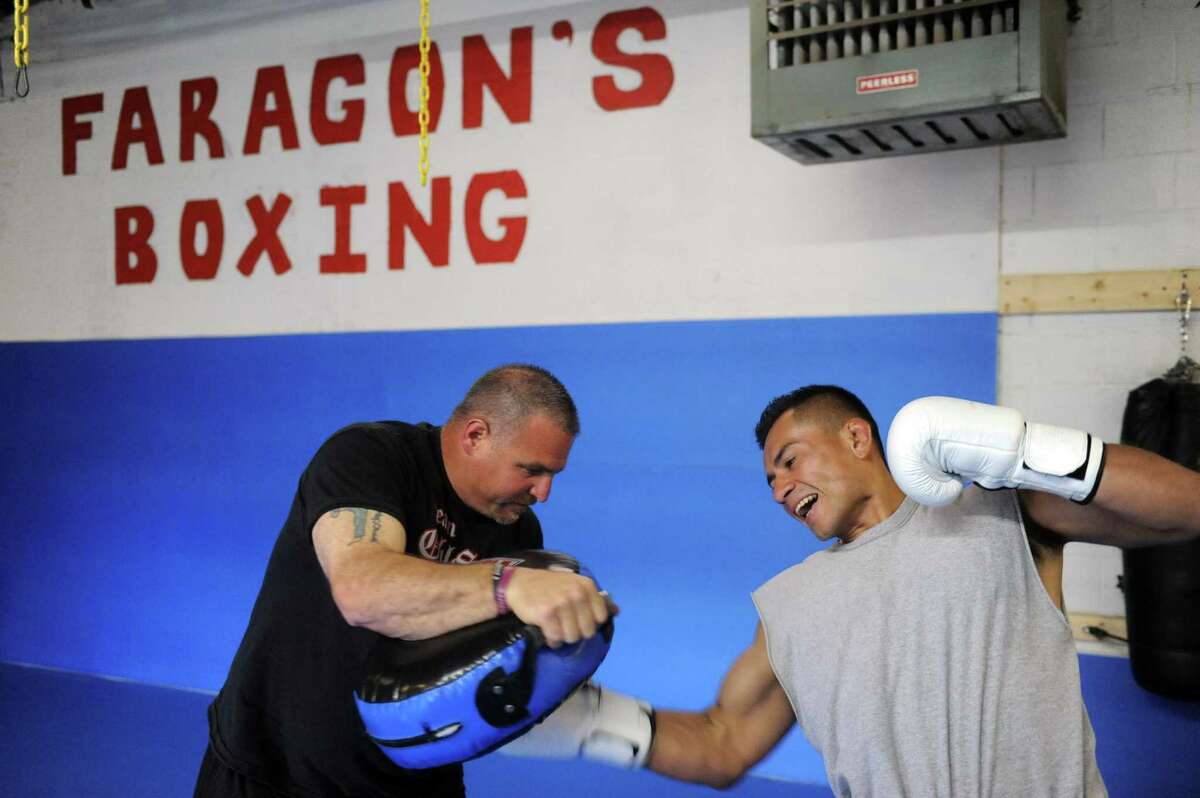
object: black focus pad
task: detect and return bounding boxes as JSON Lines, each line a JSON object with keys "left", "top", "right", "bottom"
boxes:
{"left": 489, "top": 549, "right": 583, "bottom": 573}
{"left": 359, "top": 614, "right": 528, "bottom": 704}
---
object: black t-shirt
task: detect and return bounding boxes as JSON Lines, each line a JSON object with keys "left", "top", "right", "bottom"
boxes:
{"left": 208, "top": 422, "right": 543, "bottom": 797}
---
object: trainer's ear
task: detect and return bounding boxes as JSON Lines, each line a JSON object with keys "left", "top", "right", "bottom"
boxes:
{"left": 844, "top": 418, "right": 874, "bottom": 459}
{"left": 460, "top": 417, "right": 492, "bottom": 455}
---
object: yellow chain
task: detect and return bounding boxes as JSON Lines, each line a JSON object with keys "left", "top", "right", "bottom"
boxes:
{"left": 417, "top": 0, "right": 431, "bottom": 187}
{"left": 13, "top": 0, "right": 29, "bottom": 68}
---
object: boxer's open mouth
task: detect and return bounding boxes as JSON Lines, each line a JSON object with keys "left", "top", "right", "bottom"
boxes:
{"left": 794, "top": 493, "right": 817, "bottom": 519}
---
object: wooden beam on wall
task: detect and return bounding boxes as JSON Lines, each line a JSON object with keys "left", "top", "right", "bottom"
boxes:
{"left": 999, "top": 268, "right": 1197, "bottom": 315}
{"left": 1066, "top": 612, "right": 1128, "bottom": 647}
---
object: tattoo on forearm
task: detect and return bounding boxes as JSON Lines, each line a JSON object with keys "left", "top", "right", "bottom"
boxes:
{"left": 371, "top": 511, "right": 382, "bottom": 542}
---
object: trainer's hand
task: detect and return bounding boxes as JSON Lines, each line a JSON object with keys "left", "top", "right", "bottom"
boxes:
{"left": 887, "top": 396, "right": 1105, "bottom": 507}
{"left": 504, "top": 567, "right": 613, "bottom": 647}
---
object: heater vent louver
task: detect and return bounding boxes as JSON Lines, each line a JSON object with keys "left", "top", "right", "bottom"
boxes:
{"left": 751, "top": 0, "right": 1067, "bottom": 164}
{"left": 766, "top": 0, "right": 1020, "bottom": 69}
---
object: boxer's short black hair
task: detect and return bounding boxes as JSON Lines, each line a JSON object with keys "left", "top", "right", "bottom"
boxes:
{"left": 755, "top": 385, "right": 882, "bottom": 455}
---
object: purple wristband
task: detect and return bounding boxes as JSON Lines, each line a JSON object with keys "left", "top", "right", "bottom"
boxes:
{"left": 493, "top": 564, "right": 516, "bottom": 614}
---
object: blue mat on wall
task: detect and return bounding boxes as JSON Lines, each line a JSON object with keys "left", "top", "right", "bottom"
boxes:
{"left": 0, "top": 312, "right": 996, "bottom": 785}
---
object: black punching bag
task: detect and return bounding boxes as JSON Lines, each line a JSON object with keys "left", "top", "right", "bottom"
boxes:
{"left": 1120, "top": 377, "right": 1200, "bottom": 700}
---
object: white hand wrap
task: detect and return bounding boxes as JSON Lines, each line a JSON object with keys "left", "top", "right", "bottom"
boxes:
{"left": 499, "top": 681, "right": 655, "bottom": 769}
{"left": 886, "top": 396, "right": 1106, "bottom": 507}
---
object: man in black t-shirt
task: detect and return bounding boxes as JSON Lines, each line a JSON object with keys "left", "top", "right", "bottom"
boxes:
{"left": 194, "top": 364, "right": 612, "bottom": 798}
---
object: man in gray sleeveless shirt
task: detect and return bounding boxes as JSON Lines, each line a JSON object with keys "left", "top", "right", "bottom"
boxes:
{"left": 503, "top": 386, "right": 1200, "bottom": 796}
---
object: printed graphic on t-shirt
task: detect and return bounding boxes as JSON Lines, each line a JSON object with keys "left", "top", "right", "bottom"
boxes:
{"left": 418, "top": 508, "right": 479, "bottom": 563}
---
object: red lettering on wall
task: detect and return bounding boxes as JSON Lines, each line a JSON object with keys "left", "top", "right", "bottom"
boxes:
{"left": 462, "top": 27, "right": 533, "bottom": 129}
{"left": 62, "top": 93, "right": 103, "bottom": 176}
{"left": 591, "top": 8, "right": 674, "bottom": 111}
{"left": 311, "top": 55, "right": 366, "bottom": 146}
{"left": 389, "top": 43, "right": 445, "bottom": 137}
{"left": 111, "top": 87, "right": 165, "bottom": 170}
{"left": 180, "top": 78, "right": 225, "bottom": 162}
{"left": 551, "top": 20, "right": 574, "bottom": 44}
{"left": 388, "top": 177, "right": 451, "bottom": 269}
{"left": 237, "top": 194, "right": 293, "bottom": 275}
{"left": 114, "top": 205, "right": 157, "bottom": 284}
{"left": 319, "top": 185, "right": 368, "bottom": 273}
{"left": 465, "top": 170, "right": 527, "bottom": 265}
{"left": 179, "top": 199, "right": 225, "bottom": 280}
{"left": 243, "top": 66, "right": 301, "bottom": 155}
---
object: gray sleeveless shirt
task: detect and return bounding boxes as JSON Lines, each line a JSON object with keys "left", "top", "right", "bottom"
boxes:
{"left": 753, "top": 487, "right": 1106, "bottom": 797}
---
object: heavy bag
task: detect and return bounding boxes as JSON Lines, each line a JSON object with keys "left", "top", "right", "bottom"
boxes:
{"left": 355, "top": 550, "right": 614, "bottom": 768}
{"left": 1120, "top": 377, "right": 1200, "bottom": 700}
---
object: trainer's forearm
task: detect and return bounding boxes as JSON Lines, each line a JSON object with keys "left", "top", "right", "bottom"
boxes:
{"left": 647, "top": 709, "right": 749, "bottom": 789}
{"left": 1092, "top": 444, "right": 1200, "bottom": 542}
{"left": 334, "top": 555, "right": 497, "bottom": 639}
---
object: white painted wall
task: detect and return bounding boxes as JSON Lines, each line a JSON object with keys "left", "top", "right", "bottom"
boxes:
{"left": 0, "top": 0, "right": 998, "bottom": 343}
{"left": 997, "top": 0, "right": 1200, "bottom": 624}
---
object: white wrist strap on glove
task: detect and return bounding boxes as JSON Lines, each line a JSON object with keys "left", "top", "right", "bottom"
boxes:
{"left": 1011, "top": 422, "right": 1106, "bottom": 503}
{"left": 499, "top": 681, "right": 655, "bottom": 769}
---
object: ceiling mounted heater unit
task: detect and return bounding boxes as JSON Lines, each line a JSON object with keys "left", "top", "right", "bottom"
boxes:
{"left": 750, "top": 0, "right": 1067, "bottom": 164}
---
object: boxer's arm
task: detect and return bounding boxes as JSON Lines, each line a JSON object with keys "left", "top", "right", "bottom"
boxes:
{"left": 312, "top": 507, "right": 496, "bottom": 639}
{"left": 648, "top": 624, "right": 795, "bottom": 788}
{"left": 1019, "top": 444, "right": 1200, "bottom": 549}
{"left": 312, "top": 508, "right": 608, "bottom": 643}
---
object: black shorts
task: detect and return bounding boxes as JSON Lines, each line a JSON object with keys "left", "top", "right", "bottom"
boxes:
{"left": 192, "top": 744, "right": 468, "bottom": 798}
{"left": 192, "top": 745, "right": 291, "bottom": 798}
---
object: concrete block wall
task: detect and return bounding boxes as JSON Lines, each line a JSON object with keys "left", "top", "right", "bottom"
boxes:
{"left": 998, "top": 0, "right": 1200, "bottom": 618}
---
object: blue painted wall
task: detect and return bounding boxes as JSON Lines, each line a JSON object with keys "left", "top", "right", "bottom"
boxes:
{"left": 0, "top": 312, "right": 995, "bottom": 783}
{"left": 4, "top": 312, "right": 1199, "bottom": 791}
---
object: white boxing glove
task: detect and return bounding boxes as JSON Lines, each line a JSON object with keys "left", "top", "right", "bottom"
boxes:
{"left": 886, "top": 396, "right": 1106, "bottom": 507}
{"left": 499, "top": 681, "right": 655, "bottom": 769}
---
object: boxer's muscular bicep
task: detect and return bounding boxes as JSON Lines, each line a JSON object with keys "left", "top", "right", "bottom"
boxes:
{"left": 650, "top": 625, "right": 794, "bottom": 787}
{"left": 715, "top": 624, "right": 796, "bottom": 767}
